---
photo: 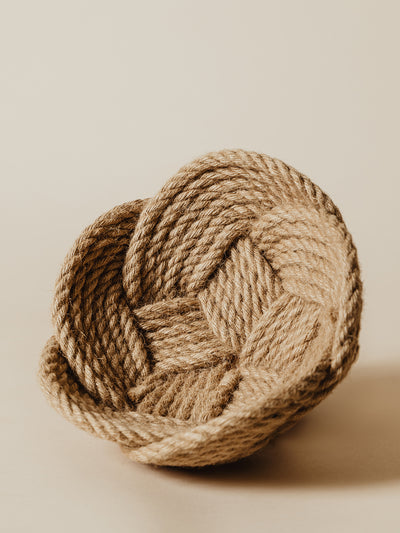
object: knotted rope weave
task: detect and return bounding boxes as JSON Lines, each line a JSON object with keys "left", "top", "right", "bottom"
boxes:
{"left": 39, "top": 149, "right": 362, "bottom": 467}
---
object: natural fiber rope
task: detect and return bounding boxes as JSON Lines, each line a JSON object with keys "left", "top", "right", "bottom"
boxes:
{"left": 39, "top": 149, "right": 362, "bottom": 467}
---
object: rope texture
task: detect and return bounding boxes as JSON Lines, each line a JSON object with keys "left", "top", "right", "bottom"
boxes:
{"left": 39, "top": 149, "right": 362, "bottom": 467}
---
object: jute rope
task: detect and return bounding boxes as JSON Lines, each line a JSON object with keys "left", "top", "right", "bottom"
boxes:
{"left": 39, "top": 149, "right": 362, "bottom": 467}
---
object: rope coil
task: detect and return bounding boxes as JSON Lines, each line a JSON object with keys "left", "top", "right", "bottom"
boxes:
{"left": 39, "top": 149, "right": 362, "bottom": 467}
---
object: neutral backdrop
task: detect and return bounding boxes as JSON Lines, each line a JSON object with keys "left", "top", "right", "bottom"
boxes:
{"left": 1, "top": 1, "right": 399, "bottom": 532}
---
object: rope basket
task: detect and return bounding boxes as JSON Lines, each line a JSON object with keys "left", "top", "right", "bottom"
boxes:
{"left": 39, "top": 149, "right": 362, "bottom": 467}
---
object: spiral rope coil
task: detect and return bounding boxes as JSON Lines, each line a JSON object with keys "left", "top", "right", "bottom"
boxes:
{"left": 39, "top": 149, "right": 362, "bottom": 467}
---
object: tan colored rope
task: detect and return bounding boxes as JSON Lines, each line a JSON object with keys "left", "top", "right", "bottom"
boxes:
{"left": 39, "top": 149, "right": 362, "bottom": 467}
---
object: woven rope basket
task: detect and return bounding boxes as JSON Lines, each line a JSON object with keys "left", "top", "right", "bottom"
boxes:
{"left": 39, "top": 149, "right": 362, "bottom": 467}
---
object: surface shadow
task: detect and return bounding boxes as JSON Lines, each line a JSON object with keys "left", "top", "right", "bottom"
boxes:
{"left": 158, "top": 363, "right": 400, "bottom": 488}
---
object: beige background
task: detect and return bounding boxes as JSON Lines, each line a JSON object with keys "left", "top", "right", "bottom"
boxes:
{"left": 1, "top": 1, "right": 399, "bottom": 532}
